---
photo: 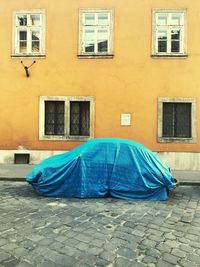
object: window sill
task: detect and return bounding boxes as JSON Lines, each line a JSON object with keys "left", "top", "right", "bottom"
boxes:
{"left": 11, "top": 54, "right": 46, "bottom": 59}
{"left": 151, "top": 54, "right": 188, "bottom": 58}
{"left": 39, "top": 135, "right": 91, "bottom": 141}
{"left": 158, "top": 137, "right": 196, "bottom": 144}
{"left": 77, "top": 54, "right": 114, "bottom": 59}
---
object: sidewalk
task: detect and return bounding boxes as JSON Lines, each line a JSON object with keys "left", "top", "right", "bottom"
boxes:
{"left": 0, "top": 164, "right": 200, "bottom": 185}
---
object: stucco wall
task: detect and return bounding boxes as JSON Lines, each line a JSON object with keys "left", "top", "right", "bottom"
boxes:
{"left": 0, "top": 0, "right": 200, "bottom": 155}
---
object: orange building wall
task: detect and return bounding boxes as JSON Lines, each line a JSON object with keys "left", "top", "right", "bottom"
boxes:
{"left": 0, "top": 0, "right": 199, "bottom": 153}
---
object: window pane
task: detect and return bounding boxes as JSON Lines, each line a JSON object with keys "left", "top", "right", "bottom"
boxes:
{"left": 163, "top": 103, "right": 191, "bottom": 138}
{"left": 45, "top": 101, "right": 64, "bottom": 135}
{"left": 171, "top": 14, "right": 182, "bottom": 25}
{"left": 171, "top": 30, "right": 180, "bottom": 40}
{"left": 32, "top": 31, "right": 40, "bottom": 52}
{"left": 70, "top": 101, "right": 90, "bottom": 136}
{"left": 19, "top": 31, "right": 27, "bottom": 41}
{"left": 19, "top": 31, "right": 27, "bottom": 53}
{"left": 85, "top": 42, "right": 95, "bottom": 52}
{"left": 30, "top": 14, "right": 40, "bottom": 26}
{"left": 175, "top": 104, "right": 191, "bottom": 138}
{"left": 157, "top": 14, "right": 168, "bottom": 25}
{"left": 171, "top": 41, "right": 180, "bottom": 52}
{"left": 98, "top": 40, "right": 108, "bottom": 52}
{"left": 84, "top": 13, "right": 95, "bottom": 25}
{"left": 171, "top": 30, "right": 180, "bottom": 52}
{"left": 84, "top": 28, "right": 95, "bottom": 52}
{"left": 98, "top": 13, "right": 109, "bottom": 25}
{"left": 85, "top": 28, "right": 95, "bottom": 41}
{"left": 163, "top": 103, "right": 174, "bottom": 137}
{"left": 17, "top": 15, "right": 27, "bottom": 26}
{"left": 158, "top": 30, "right": 167, "bottom": 52}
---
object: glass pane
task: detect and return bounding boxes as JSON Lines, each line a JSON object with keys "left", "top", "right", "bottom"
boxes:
{"left": 163, "top": 103, "right": 174, "bottom": 137}
{"left": 171, "top": 14, "right": 182, "bottom": 25}
{"left": 158, "top": 41, "right": 167, "bottom": 52}
{"left": 98, "top": 13, "right": 109, "bottom": 25}
{"left": 19, "top": 41, "right": 27, "bottom": 53}
{"left": 98, "top": 28, "right": 108, "bottom": 39}
{"left": 171, "top": 41, "right": 180, "bottom": 52}
{"left": 85, "top": 43, "right": 95, "bottom": 52}
{"left": 157, "top": 14, "right": 167, "bottom": 25}
{"left": 85, "top": 28, "right": 95, "bottom": 41}
{"left": 84, "top": 13, "right": 95, "bottom": 25}
{"left": 171, "top": 30, "right": 180, "bottom": 40}
{"left": 30, "top": 14, "right": 40, "bottom": 26}
{"left": 19, "top": 31, "right": 27, "bottom": 53}
{"left": 45, "top": 101, "right": 64, "bottom": 135}
{"left": 98, "top": 40, "right": 108, "bottom": 52}
{"left": 19, "top": 31, "right": 27, "bottom": 41}
{"left": 158, "top": 30, "right": 167, "bottom": 52}
{"left": 32, "top": 31, "right": 40, "bottom": 41}
{"left": 175, "top": 104, "right": 191, "bottom": 138}
{"left": 17, "top": 15, "right": 27, "bottom": 26}
{"left": 70, "top": 101, "right": 90, "bottom": 136}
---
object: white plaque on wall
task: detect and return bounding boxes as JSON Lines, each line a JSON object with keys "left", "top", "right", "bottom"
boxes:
{"left": 121, "top": 114, "right": 131, "bottom": 126}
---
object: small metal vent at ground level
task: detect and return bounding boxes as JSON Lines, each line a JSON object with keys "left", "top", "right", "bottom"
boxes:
{"left": 14, "top": 153, "right": 30, "bottom": 164}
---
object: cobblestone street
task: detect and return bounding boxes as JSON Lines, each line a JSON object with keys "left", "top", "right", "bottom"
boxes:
{"left": 0, "top": 182, "right": 200, "bottom": 267}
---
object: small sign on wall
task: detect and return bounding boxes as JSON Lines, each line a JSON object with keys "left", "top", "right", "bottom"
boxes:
{"left": 120, "top": 114, "right": 131, "bottom": 126}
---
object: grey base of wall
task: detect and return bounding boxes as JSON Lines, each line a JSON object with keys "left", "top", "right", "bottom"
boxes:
{"left": 0, "top": 150, "right": 200, "bottom": 170}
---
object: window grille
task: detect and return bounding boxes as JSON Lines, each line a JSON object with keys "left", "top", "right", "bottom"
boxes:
{"left": 45, "top": 101, "right": 64, "bottom": 135}
{"left": 163, "top": 103, "right": 191, "bottom": 138}
{"left": 70, "top": 101, "right": 90, "bottom": 136}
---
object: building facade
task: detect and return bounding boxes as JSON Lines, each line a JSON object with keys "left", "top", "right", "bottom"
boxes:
{"left": 0, "top": 0, "right": 199, "bottom": 170}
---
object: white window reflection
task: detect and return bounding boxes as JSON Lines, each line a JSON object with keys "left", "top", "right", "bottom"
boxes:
{"left": 17, "top": 15, "right": 27, "bottom": 26}
{"left": 30, "top": 14, "right": 40, "bottom": 26}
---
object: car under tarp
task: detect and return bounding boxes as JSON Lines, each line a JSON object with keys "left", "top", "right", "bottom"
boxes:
{"left": 26, "top": 138, "right": 176, "bottom": 200}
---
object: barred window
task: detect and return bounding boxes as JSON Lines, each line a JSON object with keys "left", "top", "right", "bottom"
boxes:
{"left": 45, "top": 101, "right": 64, "bottom": 135}
{"left": 163, "top": 103, "right": 191, "bottom": 138}
{"left": 70, "top": 101, "right": 90, "bottom": 136}
{"left": 158, "top": 97, "right": 196, "bottom": 143}
{"left": 40, "top": 96, "right": 94, "bottom": 140}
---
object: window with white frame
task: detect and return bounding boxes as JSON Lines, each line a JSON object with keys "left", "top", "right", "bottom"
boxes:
{"left": 158, "top": 97, "right": 196, "bottom": 143}
{"left": 152, "top": 10, "right": 186, "bottom": 56}
{"left": 39, "top": 96, "right": 95, "bottom": 140}
{"left": 79, "top": 9, "right": 113, "bottom": 57}
{"left": 12, "top": 10, "right": 45, "bottom": 56}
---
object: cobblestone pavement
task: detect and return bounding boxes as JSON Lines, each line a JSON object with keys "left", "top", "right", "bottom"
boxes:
{"left": 0, "top": 182, "right": 200, "bottom": 267}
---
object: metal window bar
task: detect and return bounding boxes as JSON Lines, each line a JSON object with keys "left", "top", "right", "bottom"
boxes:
{"left": 163, "top": 103, "right": 191, "bottom": 138}
{"left": 45, "top": 101, "right": 64, "bottom": 135}
{"left": 70, "top": 101, "right": 90, "bottom": 136}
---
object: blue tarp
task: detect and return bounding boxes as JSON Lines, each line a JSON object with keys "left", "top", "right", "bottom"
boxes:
{"left": 26, "top": 138, "right": 176, "bottom": 200}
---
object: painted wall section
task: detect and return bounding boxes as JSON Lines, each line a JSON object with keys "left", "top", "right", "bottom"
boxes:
{"left": 0, "top": 0, "right": 200, "bottom": 158}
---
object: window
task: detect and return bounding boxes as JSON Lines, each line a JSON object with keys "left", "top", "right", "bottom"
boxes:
{"left": 79, "top": 9, "right": 114, "bottom": 58}
{"left": 152, "top": 9, "right": 186, "bottom": 57}
{"left": 12, "top": 10, "right": 45, "bottom": 57}
{"left": 39, "top": 96, "right": 95, "bottom": 140}
{"left": 158, "top": 98, "right": 196, "bottom": 143}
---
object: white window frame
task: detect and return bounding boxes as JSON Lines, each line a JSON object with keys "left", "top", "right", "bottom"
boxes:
{"left": 12, "top": 9, "right": 46, "bottom": 57}
{"left": 152, "top": 9, "right": 187, "bottom": 57}
{"left": 158, "top": 97, "right": 196, "bottom": 143}
{"left": 78, "top": 8, "right": 114, "bottom": 58}
{"left": 39, "top": 96, "right": 95, "bottom": 141}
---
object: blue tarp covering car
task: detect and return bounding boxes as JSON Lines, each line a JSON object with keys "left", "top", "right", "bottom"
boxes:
{"left": 26, "top": 138, "right": 176, "bottom": 200}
